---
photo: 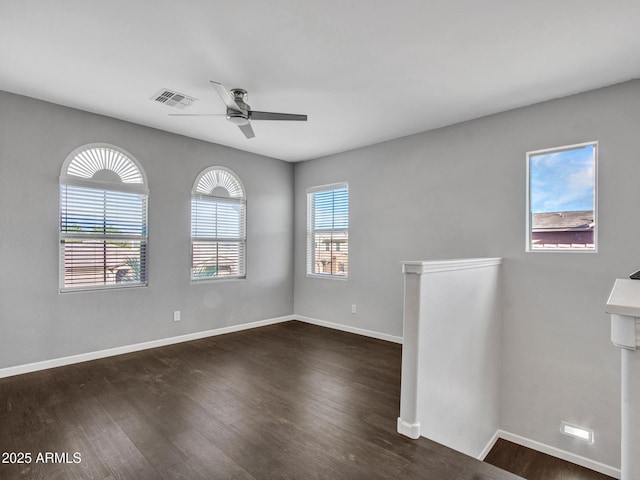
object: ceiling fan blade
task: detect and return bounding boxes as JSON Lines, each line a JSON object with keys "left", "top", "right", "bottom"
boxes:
{"left": 210, "top": 81, "right": 242, "bottom": 110}
{"left": 238, "top": 123, "right": 255, "bottom": 139}
{"left": 168, "top": 113, "right": 226, "bottom": 116}
{"left": 250, "top": 111, "right": 307, "bottom": 121}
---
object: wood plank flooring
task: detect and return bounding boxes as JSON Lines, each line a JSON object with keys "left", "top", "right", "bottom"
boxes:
{"left": 0, "top": 321, "right": 523, "bottom": 479}
{"left": 484, "top": 439, "right": 615, "bottom": 480}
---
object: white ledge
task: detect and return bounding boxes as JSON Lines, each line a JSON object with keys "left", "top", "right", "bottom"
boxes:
{"left": 402, "top": 257, "right": 503, "bottom": 275}
{"left": 606, "top": 279, "right": 640, "bottom": 318}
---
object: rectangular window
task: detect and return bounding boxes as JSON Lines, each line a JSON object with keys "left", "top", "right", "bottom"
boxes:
{"left": 307, "top": 183, "right": 349, "bottom": 278}
{"left": 191, "top": 195, "right": 246, "bottom": 280}
{"left": 60, "top": 185, "right": 148, "bottom": 290}
{"left": 526, "top": 142, "right": 597, "bottom": 252}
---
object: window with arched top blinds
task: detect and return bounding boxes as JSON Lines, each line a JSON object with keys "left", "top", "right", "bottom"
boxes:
{"left": 59, "top": 144, "right": 148, "bottom": 291}
{"left": 65, "top": 146, "right": 145, "bottom": 184}
{"left": 194, "top": 168, "right": 244, "bottom": 198}
{"left": 191, "top": 167, "right": 246, "bottom": 280}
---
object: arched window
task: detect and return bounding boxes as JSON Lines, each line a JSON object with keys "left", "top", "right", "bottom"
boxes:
{"left": 59, "top": 144, "right": 148, "bottom": 291}
{"left": 191, "top": 167, "right": 246, "bottom": 280}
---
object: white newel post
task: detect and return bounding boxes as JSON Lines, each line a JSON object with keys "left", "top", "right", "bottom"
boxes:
{"left": 397, "top": 258, "right": 503, "bottom": 458}
{"left": 606, "top": 279, "right": 640, "bottom": 480}
{"left": 397, "top": 264, "right": 424, "bottom": 439}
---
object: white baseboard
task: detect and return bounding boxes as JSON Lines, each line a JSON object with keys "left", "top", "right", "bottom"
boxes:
{"left": 295, "top": 315, "right": 403, "bottom": 344}
{"left": 0, "top": 315, "right": 295, "bottom": 379}
{"left": 0, "top": 315, "right": 400, "bottom": 379}
{"left": 477, "top": 429, "right": 502, "bottom": 460}
{"left": 397, "top": 417, "right": 421, "bottom": 439}
{"left": 488, "top": 430, "right": 621, "bottom": 479}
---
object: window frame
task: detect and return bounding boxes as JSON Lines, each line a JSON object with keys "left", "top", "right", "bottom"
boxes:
{"left": 59, "top": 143, "right": 149, "bottom": 292}
{"left": 190, "top": 166, "right": 247, "bottom": 282}
{"left": 525, "top": 141, "right": 598, "bottom": 253}
{"left": 306, "top": 182, "right": 349, "bottom": 279}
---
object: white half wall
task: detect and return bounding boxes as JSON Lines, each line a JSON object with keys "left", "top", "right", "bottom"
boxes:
{"left": 398, "top": 258, "right": 502, "bottom": 458}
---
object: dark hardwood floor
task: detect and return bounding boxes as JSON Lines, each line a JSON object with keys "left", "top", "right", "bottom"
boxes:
{"left": 0, "top": 320, "right": 523, "bottom": 479}
{"left": 484, "top": 439, "right": 616, "bottom": 480}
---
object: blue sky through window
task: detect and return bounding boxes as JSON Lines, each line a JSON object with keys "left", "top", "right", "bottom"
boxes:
{"left": 529, "top": 144, "right": 595, "bottom": 213}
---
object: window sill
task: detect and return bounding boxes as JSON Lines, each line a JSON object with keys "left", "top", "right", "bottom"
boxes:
{"left": 60, "top": 283, "right": 148, "bottom": 294}
{"left": 306, "top": 273, "right": 348, "bottom": 281}
{"left": 190, "top": 276, "right": 246, "bottom": 285}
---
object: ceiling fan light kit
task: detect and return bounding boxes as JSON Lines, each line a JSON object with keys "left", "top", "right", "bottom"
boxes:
{"left": 169, "top": 81, "right": 307, "bottom": 139}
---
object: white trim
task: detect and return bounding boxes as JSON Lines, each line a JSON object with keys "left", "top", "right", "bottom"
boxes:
{"left": 397, "top": 418, "right": 421, "bottom": 439}
{"left": 492, "top": 430, "right": 621, "bottom": 479}
{"left": 606, "top": 279, "right": 640, "bottom": 319}
{"left": 190, "top": 276, "right": 247, "bottom": 285}
{"left": 0, "top": 315, "right": 295, "bottom": 379}
{"left": 306, "top": 272, "right": 349, "bottom": 281}
{"left": 478, "top": 430, "right": 502, "bottom": 460}
{"left": 305, "top": 181, "right": 348, "bottom": 194}
{"left": 0, "top": 315, "right": 400, "bottom": 380}
{"left": 295, "top": 315, "right": 403, "bottom": 344}
{"left": 401, "top": 257, "right": 502, "bottom": 275}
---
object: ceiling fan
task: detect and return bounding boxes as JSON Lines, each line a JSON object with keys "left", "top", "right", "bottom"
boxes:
{"left": 169, "top": 81, "right": 307, "bottom": 139}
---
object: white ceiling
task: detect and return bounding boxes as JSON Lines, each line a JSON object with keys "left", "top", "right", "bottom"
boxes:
{"left": 1, "top": 1, "right": 640, "bottom": 162}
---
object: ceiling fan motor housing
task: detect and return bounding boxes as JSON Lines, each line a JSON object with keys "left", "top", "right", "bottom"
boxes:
{"left": 227, "top": 89, "right": 250, "bottom": 125}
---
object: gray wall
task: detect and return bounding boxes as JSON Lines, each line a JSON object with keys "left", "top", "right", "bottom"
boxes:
{"left": 294, "top": 80, "right": 640, "bottom": 468}
{"left": 0, "top": 90, "right": 294, "bottom": 368}
{"left": 2, "top": 78, "right": 637, "bottom": 469}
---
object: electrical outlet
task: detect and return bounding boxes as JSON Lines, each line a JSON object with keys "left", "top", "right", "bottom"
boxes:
{"left": 173, "top": 311, "right": 181, "bottom": 322}
{"left": 351, "top": 304, "right": 357, "bottom": 314}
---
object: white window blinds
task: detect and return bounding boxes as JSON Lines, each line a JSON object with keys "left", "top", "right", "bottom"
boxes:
{"left": 307, "top": 183, "right": 349, "bottom": 278}
{"left": 59, "top": 145, "right": 148, "bottom": 291}
{"left": 191, "top": 168, "right": 246, "bottom": 280}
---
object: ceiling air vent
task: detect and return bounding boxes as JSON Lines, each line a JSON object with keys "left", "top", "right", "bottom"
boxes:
{"left": 151, "top": 89, "right": 197, "bottom": 109}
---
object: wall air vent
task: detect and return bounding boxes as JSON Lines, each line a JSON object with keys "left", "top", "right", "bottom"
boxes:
{"left": 151, "top": 89, "right": 197, "bottom": 109}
